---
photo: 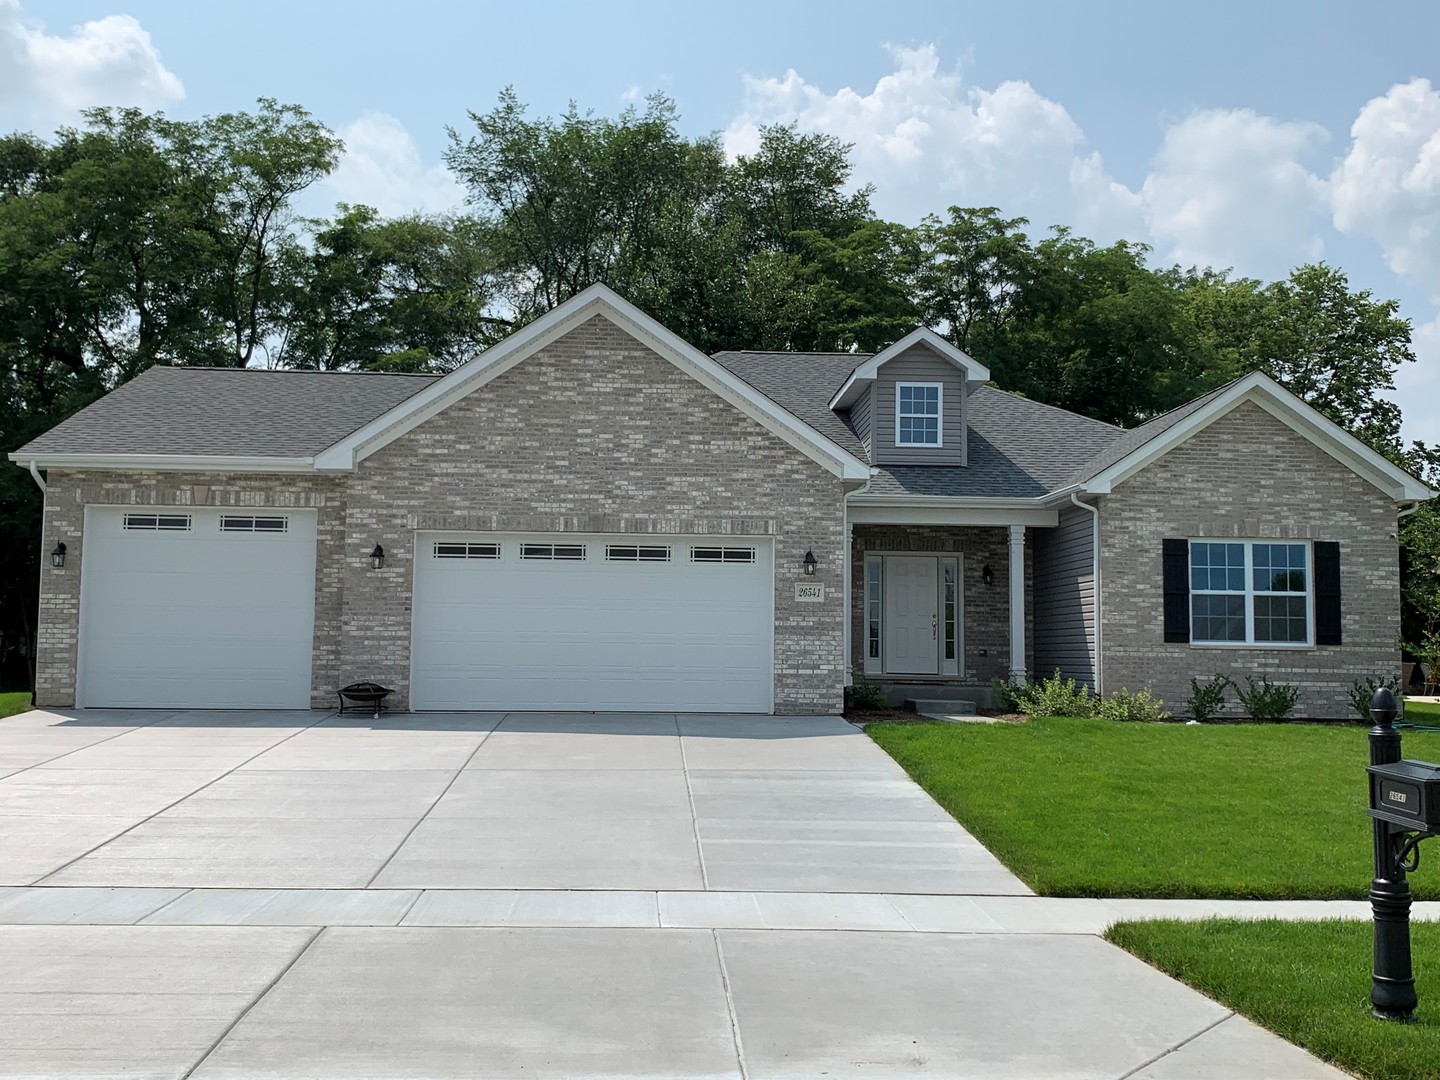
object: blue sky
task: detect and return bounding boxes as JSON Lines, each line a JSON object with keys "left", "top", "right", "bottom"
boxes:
{"left": 4, "top": 0, "right": 1439, "bottom": 442}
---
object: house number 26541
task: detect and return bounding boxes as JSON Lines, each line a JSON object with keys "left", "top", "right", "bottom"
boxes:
{"left": 795, "top": 583, "right": 825, "bottom": 603}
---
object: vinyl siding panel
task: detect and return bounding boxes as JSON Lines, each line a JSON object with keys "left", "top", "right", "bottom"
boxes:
{"left": 1032, "top": 504, "right": 1097, "bottom": 687}
{"left": 873, "top": 344, "right": 967, "bottom": 466}
{"left": 849, "top": 387, "right": 874, "bottom": 458}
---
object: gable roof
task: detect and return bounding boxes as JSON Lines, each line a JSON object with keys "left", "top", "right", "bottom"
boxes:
{"left": 1076, "top": 371, "right": 1434, "bottom": 502}
{"left": 828, "top": 328, "right": 990, "bottom": 410}
{"left": 10, "top": 367, "right": 436, "bottom": 466}
{"left": 311, "top": 284, "right": 871, "bottom": 482}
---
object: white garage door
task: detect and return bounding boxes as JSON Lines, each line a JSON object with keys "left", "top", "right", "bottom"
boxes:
{"left": 411, "top": 533, "right": 774, "bottom": 712}
{"left": 78, "top": 507, "right": 317, "bottom": 709}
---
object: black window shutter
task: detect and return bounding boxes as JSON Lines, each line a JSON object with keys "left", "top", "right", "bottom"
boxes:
{"left": 1162, "top": 538, "right": 1190, "bottom": 643}
{"left": 1314, "top": 541, "right": 1342, "bottom": 646}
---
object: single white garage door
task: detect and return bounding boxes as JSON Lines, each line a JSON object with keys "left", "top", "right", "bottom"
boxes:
{"left": 78, "top": 507, "right": 317, "bottom": 709}
{"left": 410, "top": 533, "right": 774, "bottom": 711}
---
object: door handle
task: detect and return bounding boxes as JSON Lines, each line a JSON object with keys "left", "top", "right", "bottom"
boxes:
{"left": 932, "top": 615, "right": 938, "bottom": 640}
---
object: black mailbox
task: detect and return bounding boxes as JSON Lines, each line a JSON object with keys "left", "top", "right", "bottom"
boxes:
{"left": 1368, "top": 759, "right": 1440, "bottom": 834}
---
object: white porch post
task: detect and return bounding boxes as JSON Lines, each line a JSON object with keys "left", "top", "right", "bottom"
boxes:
{"left": 1008, "top": 524, "right": 1026, "bottom": 685}
{"left": 842, "top": 515, "right": 853, "bottom": 686}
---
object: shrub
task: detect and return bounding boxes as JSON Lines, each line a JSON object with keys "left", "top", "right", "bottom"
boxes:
{"left": 1096, "top": 688, "right": 1171, "bottom": 723}
{"left": 1234, "top": 675, "right": 1301, "bottom": 722}
{"left": 1014, "top": 670, "right": 1095, "bottom": 718}
{"left": 849, "top": 682, "right": 888, "bottom": 710}
{"left": 1348, "top": 675, "right": 1404, "bottom": 722}
{"left": 1186, "top": 674, "right": 1233, "bottom": 723}
{"left": 992, "top": 677, "right": 1020, "bottom": 713}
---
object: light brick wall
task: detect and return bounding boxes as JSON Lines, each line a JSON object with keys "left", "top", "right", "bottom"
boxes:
{"left": 849, "top": 524, "right": 1034, "bottom": 685}
{"left": 345, "top": 314, "right": 846, "bottom": 713}
{"left": 34, "top": 470, "right": 347, "bottom": 709}
{"left": 1098, "top": 401, "right": 1400, "bottom": 718}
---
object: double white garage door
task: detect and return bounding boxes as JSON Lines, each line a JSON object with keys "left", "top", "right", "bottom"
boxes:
{"left": 410, "top": 534, "right": 774, "bottom": 712}
{"left": 78, "top": 511, "right": 774, "bottom": 712}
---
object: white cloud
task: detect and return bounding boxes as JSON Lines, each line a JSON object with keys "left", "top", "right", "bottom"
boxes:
{"left": 1330, "top": 78, "right": 1440, "bottom": 302}
{"left": 1399, "top": 315, "right": 1440, "bottom": 447}
{"left": 724, "top": 44, "right": 1142, "bottom": 238}
{"left": 0, "top": 0, "right": 183, "bottom": 120}
{"left": 1139, "top": 109, "right": 1329, "bottom": 276}
{"left": 323, "top": 113, "right": 465, "bottom": 216}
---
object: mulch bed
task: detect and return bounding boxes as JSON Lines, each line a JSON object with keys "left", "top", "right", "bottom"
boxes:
{"left": 845, "top": 708, "right": 1026, "bottom": 725}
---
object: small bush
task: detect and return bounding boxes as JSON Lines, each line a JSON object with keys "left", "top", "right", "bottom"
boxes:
{"left": 992, "top": 677, "right": 1021, "bottom": 713}
{"left": 1014, "top": 670, "right": 1095, "bottom": 718}
{"left": 1186, "top": 674, "right": 1233, "bottom": 723}
{"left": 1234, "top": 675, "right": 1301, "bottom": 722}
{"left": 1097, "top": 688, "right": 1171, "bottom": 723}
{"left": 849, "top": 682, "right": 888, "bottom": 710}
{"left": 1348, "top": 676, "right": 1404, "bottom": 722}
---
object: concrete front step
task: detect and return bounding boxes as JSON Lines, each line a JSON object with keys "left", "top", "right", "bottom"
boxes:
{"left": 905, "top": 698, "right": 977, "bottom": 715}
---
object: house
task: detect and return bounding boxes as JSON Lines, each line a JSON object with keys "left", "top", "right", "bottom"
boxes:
{"left": 11, "top": 285, "right": 1433, "bottom": 717}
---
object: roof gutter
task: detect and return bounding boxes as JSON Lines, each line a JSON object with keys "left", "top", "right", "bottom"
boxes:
{"left": 7, "top": 453, "right": 319, "bottom": 474}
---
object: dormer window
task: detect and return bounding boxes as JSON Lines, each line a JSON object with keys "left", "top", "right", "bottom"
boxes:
{"left": 896, "top": 383, "right": 943, "bottom": 447}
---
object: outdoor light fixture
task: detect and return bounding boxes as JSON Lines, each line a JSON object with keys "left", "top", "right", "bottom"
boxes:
{"left": 370, "top": 544, "right": 385, "bottom": 570}
{"left": 803, "top": 549, "right": 818, "bottom": 576}
{"left": 982, "top": 564, "right": 994, "bottom": 586}
{"left": 50, "top": 542, "right": 66, "bottom": 569}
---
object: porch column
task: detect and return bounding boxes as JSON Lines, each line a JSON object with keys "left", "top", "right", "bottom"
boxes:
{"left": 1008, "top": 524, "right": 1026, "bottom": 685}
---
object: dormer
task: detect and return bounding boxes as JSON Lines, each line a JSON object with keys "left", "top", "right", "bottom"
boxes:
{"left": 829, "top": 328, "right": 989, "bottom": 466}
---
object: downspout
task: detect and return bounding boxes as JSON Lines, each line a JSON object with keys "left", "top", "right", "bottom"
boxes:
{"left": 27, "top": 460, "right": 45, "bottom": 494}
{"left": 1070, "top": 492, "right": 1102, "bottom": 695}
{"left": 842, "top": 497, "right": 852, "bottom": 688}
{"left": 1397, "top": 501, "right": 1421, "bottom": 522}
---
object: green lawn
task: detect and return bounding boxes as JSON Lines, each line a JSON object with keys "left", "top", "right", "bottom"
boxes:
{"left": 1107, "top": 919, "right": 1440, "bottom": 1080}
{"left": 0, "top": 691, "right": 30, "bottom": 719}
{"left": 867, "top": 716, "right": 1440, "bottom": 899}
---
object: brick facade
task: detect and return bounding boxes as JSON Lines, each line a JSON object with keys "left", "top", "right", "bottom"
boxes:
{"left": 1098, "top": 401, "right": 1400, "bottom": 718}
{"left": 33, "top": 315, "right": 846, "bottom": 714}
{"left": 849, "top": 524, "right": 1034, "bottom": 686}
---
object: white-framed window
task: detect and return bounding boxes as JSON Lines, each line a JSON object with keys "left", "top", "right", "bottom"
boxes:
{"left": 895, "top": 382, "right": 942, "bottom": 447}
{"left": 123, "top": 513, "right": 191, "bottom": 531}
{"left": 864, "top": 555, "right": 883, "bottom": 674}
{"left": 606, "top": 544, "right": 670, "bottom": 562}
{"left": 690, "top": 546, "right": 756, "bottom": 564}
{"left": 434, "top": 542, "right": 500, "bottom": 559}
{"left": 1190, "top": 540, "right": 1312, "bottom": 646}
{"left": 220, "top": 515, "right": 288, "bottom": 533}
{"left": 941, "top": 556, "right": 960, "bottom": 676}
{"left": 520, "top": 543, "right": 586, "bottom": 561}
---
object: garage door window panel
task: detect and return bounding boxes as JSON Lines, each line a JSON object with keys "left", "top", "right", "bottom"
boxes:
{"left": 123, "top": 513, "right": 192, "bottom": 531}
{"left": 520, "top": 543, "right": 587, "bottom": 561}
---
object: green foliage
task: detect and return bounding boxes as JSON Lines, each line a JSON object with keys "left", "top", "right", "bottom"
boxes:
{"left": 1108, "top": 920, "right": 1440, "bottom": 1080}
{"left": 867, "top": 715, "right": 1440, "bottom": 899}
{"left": 1349, "top": 675, "right": 1405, "bottom": 722}
{"left": 1013, "top": 670, "right": 1095, "bottom": 718}
{"left": 1233, "top": 675, "right": 1302, "bottom": 721}
{"left": 848, "top": 682, "right": 888, "bottom": 710}
{"left": 1095, "top": 688, "right": 1170, "bottom": 723}
{"left": 991, "top": 677, "right": 1020, "bottom": 713}
{"left": 1186, "top": 673, "right": 1234, "bottom": 723}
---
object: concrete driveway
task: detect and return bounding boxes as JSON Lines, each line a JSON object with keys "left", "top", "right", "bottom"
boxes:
{"left": 0, "top": 708, "right": 1342, "bottom": 1079}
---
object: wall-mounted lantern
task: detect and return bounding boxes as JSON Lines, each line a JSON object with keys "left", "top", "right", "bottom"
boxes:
{"left": 982, "top": 564, "right": 994, "bottom": 586}
{"left": 370, "top": 544, "right": 385, "bottom": 571}
{"left": 50, "top": 542, "right": 66, "bottom": 569}
{"left": 802, "top": 549, "right": 817, "bottom": 576}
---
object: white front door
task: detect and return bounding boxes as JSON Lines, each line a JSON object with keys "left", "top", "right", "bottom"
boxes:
{"left": 884, "top": 556, "right": 938, "bottom": 675}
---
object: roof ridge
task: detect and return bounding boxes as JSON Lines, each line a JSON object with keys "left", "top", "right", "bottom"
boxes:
{"left": 150, "top": 365, "right": 442, "bottom": 379}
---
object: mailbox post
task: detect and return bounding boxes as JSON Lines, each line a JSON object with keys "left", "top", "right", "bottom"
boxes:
{"left": 1366, "top": 687, "right": 1439, "bottom": 1021}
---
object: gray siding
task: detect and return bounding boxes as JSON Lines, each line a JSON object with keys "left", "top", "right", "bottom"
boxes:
{"left": 1032, "top": 504, "right": 1097, "bottom": 688}
{"left": 872, "top": 343, "right": 967, "bottom": 466}
{"left": 849, "top": 387, "right": 874, "bottom": 457}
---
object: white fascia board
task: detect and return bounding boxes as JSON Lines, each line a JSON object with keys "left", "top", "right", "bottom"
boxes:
{"left": 847, "top": 500, "right": 1058, "bottom": 527}
{"left": 9, "top": 452, "right": 315, "bottom": 474}
{"left": 1082, "top": 371, "right": 1435, "bottom": 501}
{"left": 314, "top": 283, "right": 869, "bottom": 482}
{"left": 828, "top": 328, "right": 991, "bottom": 410}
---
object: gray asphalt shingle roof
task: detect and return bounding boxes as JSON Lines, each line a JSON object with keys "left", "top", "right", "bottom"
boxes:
{"left": 15, "top": 366, "right": 439, "bottom": 458}
{"left": 710, "top": 351, "right": 869, "bottom": 459}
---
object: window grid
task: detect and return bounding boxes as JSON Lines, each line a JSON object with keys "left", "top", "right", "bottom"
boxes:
{"left": 942, "top": 560, "right": 957, "bottom": 662}
{"left": 219, "top": 515, "right": 288, "bottom": 533}
{"left": 606, "top": 544, "right": 671, "bottom": 562}
{"left": 895, "top": 382, "right": 942, "bottom": 447}
{"left": 867, "top": 559, "right": 882, "bottom": 661}
{"left": 690, "top": 546, "right": 756, "bottom": 564}
{"left": 123, "top": 513, "right": 192, "bottom": 532}
{"left": 520, "top": 543, "right": 586, "bottom": 561}
{"left": 434, "top": 542, "right": 501, "bottom": 560}
{"left": 1190, "top": 540, "right": 1310, "bottom": 646}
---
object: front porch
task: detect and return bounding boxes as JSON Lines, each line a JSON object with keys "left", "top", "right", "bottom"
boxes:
{"left": 848, "top": 523, "right": 1035, "bottom": 709}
